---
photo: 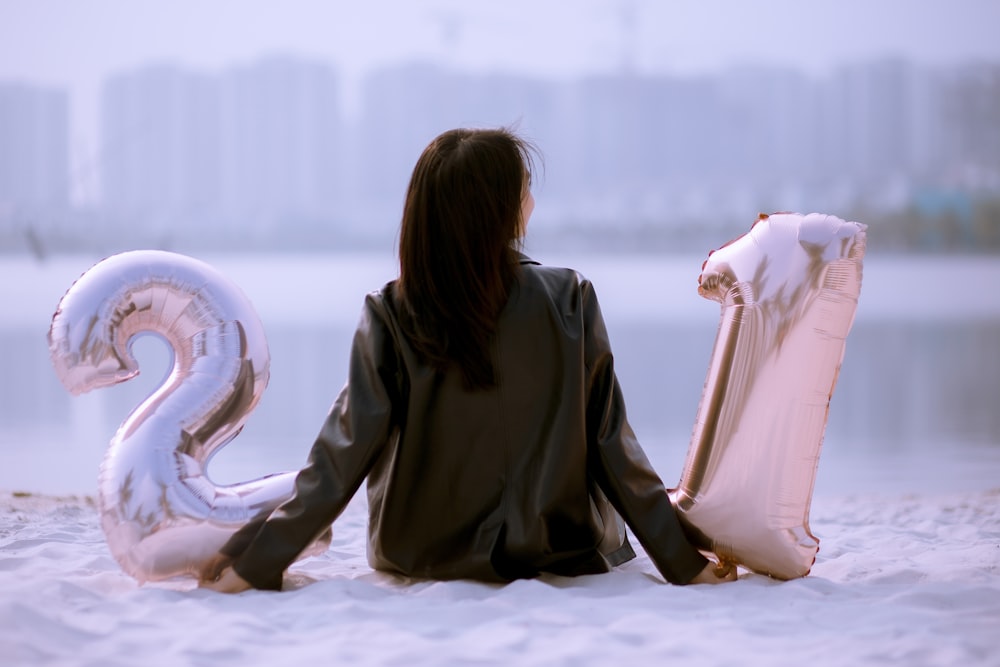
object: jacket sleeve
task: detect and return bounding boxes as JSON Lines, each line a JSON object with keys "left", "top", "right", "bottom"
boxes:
{"left": 580, "top": 279, "right": 709, "bottom": 584}
{"left": 232, "top": 294, "right": 399, "bottom": 590}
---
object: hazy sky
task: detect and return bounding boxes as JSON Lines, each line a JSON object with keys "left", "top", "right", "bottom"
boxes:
{"left": 4, "top": 0, "right": 999, "bottom": 83}
{"left": 3, "top": 0, "right": 1000, "bottom": 201}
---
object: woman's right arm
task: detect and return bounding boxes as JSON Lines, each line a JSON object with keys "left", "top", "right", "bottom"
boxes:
{"left": 229, "top": 294, "right": 401, "bottom": 590}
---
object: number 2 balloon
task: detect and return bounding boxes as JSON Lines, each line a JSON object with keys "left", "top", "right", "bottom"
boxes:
{"left": 670, "top": 212, "right": 867, "bottom": 580}
{"left": 48, "top": 251, "right": 328, "bottom": 583}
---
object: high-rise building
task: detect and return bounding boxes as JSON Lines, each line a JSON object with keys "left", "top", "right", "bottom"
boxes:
{"left": 0, "top": 82, "right": 69, "bottom": 244}
{"left": 355, "top": 64, "right": 559, "bottom": 234}
{"left": 101, "top": 64, "right": 222, "bottom": 243}
{"left": 100, "top": 57, "right": 344, "bottom": 247}
{"left": 940, "top": 63, "right": 1000, "bottom": 188}
{"left": 219, "top": 57, "right": 343, "bottom": 242}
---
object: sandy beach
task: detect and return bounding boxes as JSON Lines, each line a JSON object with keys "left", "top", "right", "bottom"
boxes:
{"left": 3, "top": 253, "right": 998, "bottom": 666}
{"left": 2, "top": 449, "right": 998, "bottom": 667}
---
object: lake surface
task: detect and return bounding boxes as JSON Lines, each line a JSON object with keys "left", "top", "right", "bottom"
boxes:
{"left": 2, "top": 252, "right": 998, "bottom": 494}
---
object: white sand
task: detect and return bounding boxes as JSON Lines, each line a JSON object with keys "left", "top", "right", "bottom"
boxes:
{"left": 2, "top": 480, "right": 998, "bottom": 667}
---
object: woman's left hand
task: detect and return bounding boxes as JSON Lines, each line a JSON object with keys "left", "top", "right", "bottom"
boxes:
{"left": 201, "top": 567, "right": 253, "bottom": 593}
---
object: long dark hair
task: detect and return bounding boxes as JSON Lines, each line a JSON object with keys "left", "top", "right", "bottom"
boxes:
{"left": 398, "top": 127, "right": 538, "bottom": 390}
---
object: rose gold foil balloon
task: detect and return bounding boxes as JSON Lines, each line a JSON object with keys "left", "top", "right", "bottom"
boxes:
{"left": 670, "top": 212, "right": 866, "bottom": 580}
{"left": 48, "top": 250, "right": 328, "bottom": 583}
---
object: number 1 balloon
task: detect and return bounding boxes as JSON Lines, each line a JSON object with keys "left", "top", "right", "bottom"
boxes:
{"left": 670, "top": 212, "right": 867, "bottom": 580}
{"left": 48, "top": 251, "right": 328, "bottom": 583}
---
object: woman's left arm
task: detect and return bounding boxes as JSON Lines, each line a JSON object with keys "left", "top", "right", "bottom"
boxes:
{"left": 580, "top": 279, "right": 710, "bottom": 585}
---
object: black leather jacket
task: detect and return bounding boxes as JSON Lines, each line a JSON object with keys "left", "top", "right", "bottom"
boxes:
{"left": 232, "top": 256, "right": 708, "bottom": 589}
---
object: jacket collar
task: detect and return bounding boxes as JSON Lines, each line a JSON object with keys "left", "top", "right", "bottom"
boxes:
{"left": 516, "top": 251, "right": 541, "bottom": 266}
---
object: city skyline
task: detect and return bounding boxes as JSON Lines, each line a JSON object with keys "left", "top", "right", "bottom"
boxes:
{"left": 3, "top": 56, "right": 997, "bottom": 256}
{"left": 3, "top": 0, "right": 1000, "bottom": 205}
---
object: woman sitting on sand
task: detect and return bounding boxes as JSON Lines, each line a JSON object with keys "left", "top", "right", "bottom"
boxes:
{"left": 205, "top": 127, "right": 735, "bottom": 592}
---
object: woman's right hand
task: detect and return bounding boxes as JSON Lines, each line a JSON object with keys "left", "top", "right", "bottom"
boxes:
{"left": 200, "top": 566, "right": 253, "bottom": 593}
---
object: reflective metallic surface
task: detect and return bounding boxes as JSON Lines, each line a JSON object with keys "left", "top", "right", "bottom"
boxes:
{"left": 48, "top": 250, "right": 328, "bottom": 583}
{"left": 670, "top": 212, "right": 867, "bottom": 580}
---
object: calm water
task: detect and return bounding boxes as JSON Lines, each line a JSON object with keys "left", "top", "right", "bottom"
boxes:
{"left": 2, "top": 252, "right": 998, "bottom": 494}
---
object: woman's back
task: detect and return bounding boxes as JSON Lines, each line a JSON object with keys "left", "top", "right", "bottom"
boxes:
{"left": 366, "top": 257, "right": 633, "bottom": 581}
